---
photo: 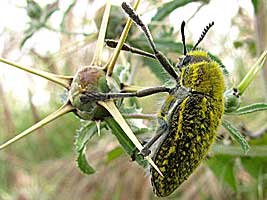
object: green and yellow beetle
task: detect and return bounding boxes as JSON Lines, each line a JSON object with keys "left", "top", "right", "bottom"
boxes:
{"left": 114, "top": 2, "right": 225, "bottom": 197}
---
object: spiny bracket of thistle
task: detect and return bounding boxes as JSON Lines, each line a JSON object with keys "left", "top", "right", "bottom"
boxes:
{"left": 0, "top": 56, "right": 75, "bottom": 150}
{"left": 0, "top": 0, "right": 163, "bottom": 177}
{"left": 0, "top": 2, "right": 114, "bottom": 149}
{"left": 0, "top": 57, "right": 73, "bottom": 89}
{"left": 105, "top": 0, "right": 141, "bottom": 76}
{"left": 0, "top": 103, "right": 75, "bottom": 150}
{"left": 97, "top": 0, "right": 163, "bottom": 176}
{"left": 90, "top": 0, "right": 111, "bottom": 67}
{"left": 0, "top": 2, "right": 112, "bottom": 149}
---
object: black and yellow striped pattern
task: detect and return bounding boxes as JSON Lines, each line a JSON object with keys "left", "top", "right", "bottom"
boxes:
{"left": 151, "top": 51, "right": 224, "bottom": 197}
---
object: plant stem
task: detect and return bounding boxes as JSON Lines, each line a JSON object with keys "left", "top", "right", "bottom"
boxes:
{"left": 237, "top": 50, "right": 267, "bottom": 95}
{"left": 121, "top": 84, "right": 148, "bottom": 92}
{"left": 106, "top": 0, "right": 141, "bottom": 76}
{"left": 211, "top": 144, "right": 267, "bottom": 157}
{"left": 0, "top": 103, "right": 75, "bottom": 150}
{"left": 123, "top": 113, "right": 157, "bottom": 120}
{"left": 0, "top": 57, "right": 73, "bottom": 89}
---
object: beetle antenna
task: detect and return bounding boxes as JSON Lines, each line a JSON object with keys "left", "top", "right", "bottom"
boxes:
{"left": 192, "top": 21, "right": 214, "bottom": 50}
{"left": 181, "top": 21, "right": 187, "bottom": 55}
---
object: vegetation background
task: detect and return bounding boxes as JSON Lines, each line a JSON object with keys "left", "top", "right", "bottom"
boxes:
{"left": 0, "top": 0, "right": 266, "bottom": 199}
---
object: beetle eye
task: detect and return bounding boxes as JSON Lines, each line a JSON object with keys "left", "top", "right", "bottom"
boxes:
{"left": 176, "top": 55, "right": 191, "bottom": 70}
{"left": 182, "top": 55, "right": 191, "bottom": 66}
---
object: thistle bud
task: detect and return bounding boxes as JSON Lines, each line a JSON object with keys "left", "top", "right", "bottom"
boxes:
{"left": 69, "top": 66, "right": 119, "bottom": 120}
{"left": 224, "top": 88, "right": 241, "bottom": 113}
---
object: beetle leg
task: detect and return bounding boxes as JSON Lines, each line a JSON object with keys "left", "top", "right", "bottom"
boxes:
{"left": 80, "top": 86, "right": 170, "bottom": 103}
{"left": 105, "top": 39, "right": 156, "bottom": 59}
{"left": 140, "top": 118, "right": 168, "bottom": 157}
{"left": 131, "top": 137, "right": 150, "bottom": 161}
{"left": 121, "top": 2, "right": 179, "bottom": 80}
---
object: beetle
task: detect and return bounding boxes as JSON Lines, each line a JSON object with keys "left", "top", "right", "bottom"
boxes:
{"left": 104, "top": 2, "right": 224, "bottom": 196}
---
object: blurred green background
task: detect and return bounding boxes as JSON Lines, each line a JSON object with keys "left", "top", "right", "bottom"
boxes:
{"left": 0, "top": 0, "right": 267, "bottom": 199}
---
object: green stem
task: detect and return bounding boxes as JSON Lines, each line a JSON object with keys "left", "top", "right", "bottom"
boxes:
{"left": 106, "top": 0, "right": 141, "bottom": 76}
{"left": 0, "top": 57, "right": 72, "bottom": 89}
{"left": 211, "top": 144, "right": 267, "bottom": 157}
{"left": 237, "top": 50, "right": 267, "bottom": 95}
{"left": 0, "top": 103, "right": 75, "bottom": 150}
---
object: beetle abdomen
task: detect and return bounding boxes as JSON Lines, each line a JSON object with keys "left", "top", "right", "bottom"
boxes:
{"left": 151, "top": 93, "right": 223, "bottom": 196}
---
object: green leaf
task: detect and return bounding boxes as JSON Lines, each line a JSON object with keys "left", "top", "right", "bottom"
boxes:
{"left": 130, "top": 38, "right": 184, "bottom": 82}
{"left": 206, "top": 155, "right": 237, "bottom": 191}
{"left": 106, "top": 147, "right": 124, "bottom": 162}
{"left": 237, "top": 50, "right": 267, "bottom": 96}
{"left": 105, "top": 118, "right": 148, "bottom": 168}
{"left": 226, "top": 103, "right": 267, "bottom": 115}
{"left": 143, "top": 58, "right": 171, "bottom": 83}
{"left": 75, "top": 121, "right": 97, "bottom": 152}
{"left": 113, "top": 64, "right": 131, "bottom": 83}
{"left": 129, "top": 38, "right": 226, "bottom": 82}
{"left": 241, "top": 157, "right": 267, "bottom": 179}
{"left": 75, "top": 121, "right": 99, "bottom": 175}
{"left": 152, "top": 0, "right": 205, "bottom": 21}
{"left": 98, "top": 6, "right": 132, "bottom": 39}
{"left": 222, "top": 119, "right": 250, "bottom": 154}
{"left": 240, "top": 157, "right": 267, "bottom": 197}
{"left": 130, "top": 38, "right": 185, "bottom": 55}
{"left": 251, "top": 0, "right": 259, "bottom": 13}
{"left": 77, "top": 147, "right": 95, "bottom": 174}
{"left": 26, "top": 0, "right": 42, "bottom": 20}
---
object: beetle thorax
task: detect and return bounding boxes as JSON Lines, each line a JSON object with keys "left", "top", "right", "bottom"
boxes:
{"left": 179, "top": 52, "right": 224, "bottom": 98}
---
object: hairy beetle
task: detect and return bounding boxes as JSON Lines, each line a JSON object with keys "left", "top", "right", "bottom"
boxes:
{"left": 105, "top": 2, "right": 224, "bottom": 196}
